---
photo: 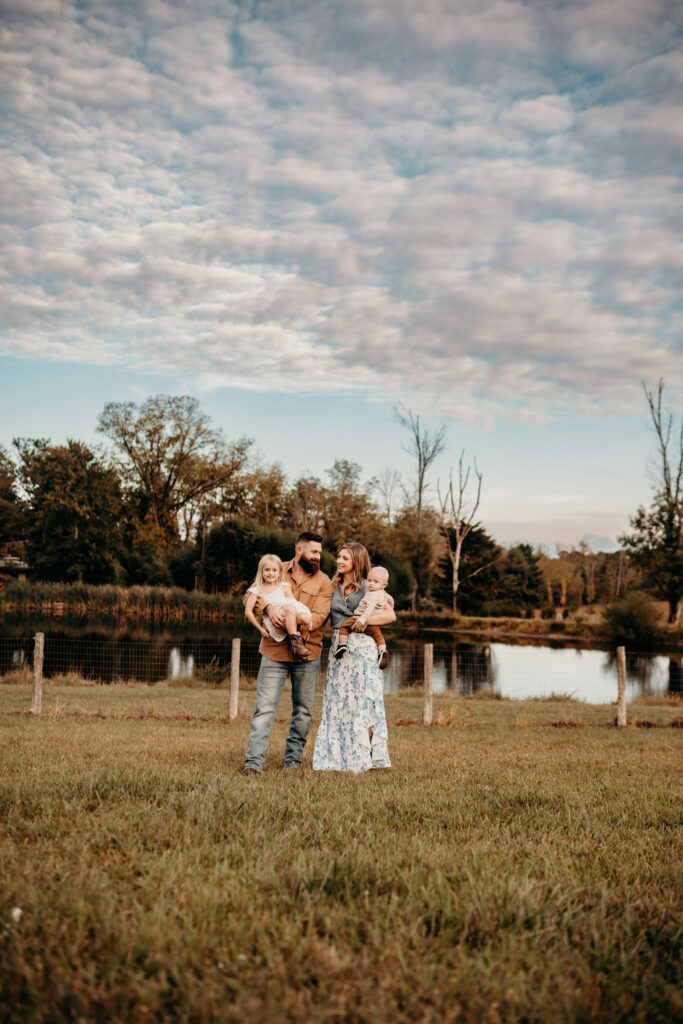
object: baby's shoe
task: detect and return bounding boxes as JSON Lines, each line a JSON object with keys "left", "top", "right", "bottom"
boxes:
{"left": 334, "top": 641, "right": 348, "bottom": 660}
{"left": 378, "top": 647, "right": 389, "bottom": 670}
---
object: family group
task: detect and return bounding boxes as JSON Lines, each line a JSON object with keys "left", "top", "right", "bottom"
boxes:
{"left": 242, "top": 533, "right": 396, "bottom": 774}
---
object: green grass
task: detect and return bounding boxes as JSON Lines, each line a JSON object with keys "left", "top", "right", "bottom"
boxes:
{"left": 0, "top": 684, "right": 681, "bottom": 1023}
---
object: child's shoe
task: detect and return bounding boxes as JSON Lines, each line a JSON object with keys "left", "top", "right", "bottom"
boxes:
{"left": 289, "top": 633, "right": 311, "bottom": 659}
{"left": 334, "top": 641, "right": 348, "bottom": 660}
{"left": 378, "top": 647, "right": 389, "bottom": 670}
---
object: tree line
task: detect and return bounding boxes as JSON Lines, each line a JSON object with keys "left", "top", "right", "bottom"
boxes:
{"left": 1, "top": 386, "right": 681, "bottom": 621}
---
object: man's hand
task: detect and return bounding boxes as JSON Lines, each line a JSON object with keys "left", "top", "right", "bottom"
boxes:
{"left": 266, "top": 604, "right": 286, "bottom": 628}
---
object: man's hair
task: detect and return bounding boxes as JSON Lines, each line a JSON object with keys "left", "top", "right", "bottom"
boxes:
{"left": 296, "top": 531, "right": 323, "bottom": 546}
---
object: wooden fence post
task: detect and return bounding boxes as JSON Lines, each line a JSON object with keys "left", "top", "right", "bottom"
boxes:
{"left": 616, "top": 645, "right": 627, "bottom": 727}
{"left": 423, "top": 643, "right": 433, "bottom": 726}
{"left": 229, "top": 638, "right": 240, "bottom": 722}
{"left": 31, "top": 632, "right": 44, "bottom": 715}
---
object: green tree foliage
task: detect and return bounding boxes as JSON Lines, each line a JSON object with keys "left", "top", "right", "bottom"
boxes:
{"left": 14, "top": 439, "right": 123, "bottom": 583}
{"left": 493, "top": 544, "right": 545, "bottom": 616}
{"left": 97, "top": 395, "right": 251, "bottom": 546}
{"left": 0, "top": 445, "right": 26, "bottom": 545}
{"left": 604, "top": 592, "right": 663, "bottom": 649}
{"left": 434, "top": 525, "right": 501, "bottom": 615}
{"left": 620, "top": 381, "right": 683, "bottom": 623}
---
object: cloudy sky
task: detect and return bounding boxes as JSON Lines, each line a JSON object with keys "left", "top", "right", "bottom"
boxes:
{"left": 1, "top": 0, "right": 682, "bottom": 548}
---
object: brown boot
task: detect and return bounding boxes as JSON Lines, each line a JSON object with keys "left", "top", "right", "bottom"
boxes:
{"left": 289, "top": 633, "right": 311, "bottom": 660}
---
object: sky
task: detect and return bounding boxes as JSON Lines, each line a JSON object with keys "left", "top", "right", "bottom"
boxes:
{"left": 1, "top": 0, "right": 682, "bottom": 551}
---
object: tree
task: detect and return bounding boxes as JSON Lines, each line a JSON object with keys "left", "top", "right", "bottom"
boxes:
{"left": 437, "top": 451, "right": 488, "bottom": 614}
{"left": 323, "top": 459, "right": 382, "bottom": 543}
{"left": 374, "top": 467, "right": 403, "bottom": 525}
{"left": 539, "top": 551, "right": 584, "bottom": 609}
{"left": 0, "top": 445, "right": 26, "bottom": 546}
{"left": 620, "top": 380, "right": 683, "bottom": 623}
{"left": 285, "top": 475, "right": 328, "bottom": 535}
{"left": 14, "top": 438, "right": 123, "bottom": 583}
{"left": 394, "top": 405, "right": 447, "bottom": 611}
{"left": 241, "top": 462, "right": 289, "bottom": 528}
{"left": 97, "top": 395, "right": 251, "bottom": 545}
{"left": 497, "top": 544, "right": 545, "bottom": 614}
{"left": 434, "top": 525, "right": 501, "bottom": 615}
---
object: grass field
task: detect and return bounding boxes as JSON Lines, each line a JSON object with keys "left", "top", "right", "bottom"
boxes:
{"left": 1, "top": 682, "right": 681, "bottom": 1023}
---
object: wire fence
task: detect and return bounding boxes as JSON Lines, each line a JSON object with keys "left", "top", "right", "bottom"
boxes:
{"left": 1, "top": 634, "right": 681, "bottom": 706}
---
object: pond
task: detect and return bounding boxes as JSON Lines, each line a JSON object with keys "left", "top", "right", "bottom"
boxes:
{"left": 1, "top": 619, "right": 681, "bottom": 702}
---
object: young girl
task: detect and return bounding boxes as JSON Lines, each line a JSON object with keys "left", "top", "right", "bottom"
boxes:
{"left": 244, "top": 554, "right": 313, "bottom": 659}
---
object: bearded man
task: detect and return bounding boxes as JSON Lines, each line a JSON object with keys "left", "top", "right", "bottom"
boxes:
{"left": 243, "top": 532, "right": 334, "bottom": 773}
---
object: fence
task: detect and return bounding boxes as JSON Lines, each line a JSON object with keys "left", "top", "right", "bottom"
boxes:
{"left": 0, "top": 633, "right": 678, "bottom": 723}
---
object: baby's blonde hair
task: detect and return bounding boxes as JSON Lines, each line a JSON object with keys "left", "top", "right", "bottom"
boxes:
{"left": 252, "top": 553, "right": 284, "bottom": 588}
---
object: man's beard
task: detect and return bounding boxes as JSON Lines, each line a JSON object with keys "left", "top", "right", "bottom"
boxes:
{"left": 298, "top": 554, "right": 320, "bottom": 575}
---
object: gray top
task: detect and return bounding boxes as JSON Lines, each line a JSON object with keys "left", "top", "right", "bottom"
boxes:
{"left": 329, "top": 584, "right": 366, "bottom": 628}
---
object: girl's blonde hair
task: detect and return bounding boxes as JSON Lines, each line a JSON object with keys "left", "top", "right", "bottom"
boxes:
{"left": 333, "top": 542, "right": 370, "bottom": 595}
{"left": 252, "top": 553, "right": 284, "bottom": 588}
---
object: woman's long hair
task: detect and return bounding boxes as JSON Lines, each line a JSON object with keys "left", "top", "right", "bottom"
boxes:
{"left": 333, "top": 543, "right": 370, "bottom": 596}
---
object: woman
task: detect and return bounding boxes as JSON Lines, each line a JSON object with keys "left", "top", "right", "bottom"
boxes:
{"left": 313, "top": 543, "right": 396, "bottom": 773}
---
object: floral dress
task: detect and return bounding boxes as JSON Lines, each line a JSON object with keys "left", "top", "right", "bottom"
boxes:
{"left": 313, "top": 585, "right": 391, "bottom": 773}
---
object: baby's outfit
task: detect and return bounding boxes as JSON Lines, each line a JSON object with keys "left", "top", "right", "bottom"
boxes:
{"left": 337, "top": 589, "right": 394, "bottom": 665}
{"left": 247, "top": 583, "right": 312, "bottom": 642}
{"left": 353, "top": 589, "right": 393, "bottom": 625}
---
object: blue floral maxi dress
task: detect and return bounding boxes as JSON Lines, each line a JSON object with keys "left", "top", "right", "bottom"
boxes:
{"left": 313, "top": 585, "right": 391, "bottom": 773}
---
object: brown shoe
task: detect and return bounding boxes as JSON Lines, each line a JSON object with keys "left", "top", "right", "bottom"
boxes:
{"left": 378, "top": 649, "right": 389, "bottom": 670}
{"left": 289, "top": 633, "right": 311, "bottom": 660}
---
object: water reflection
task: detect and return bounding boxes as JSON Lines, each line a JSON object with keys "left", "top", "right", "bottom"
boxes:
{"left": 380, "top": 641, "right": 672, "bottom": 703}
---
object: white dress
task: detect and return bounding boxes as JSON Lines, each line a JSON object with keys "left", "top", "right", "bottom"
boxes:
{"left": 247, "top": 584, "right": 312, "bottom": 642}
{"left": 313, "top": 630, "right": 391, "bottom": 773}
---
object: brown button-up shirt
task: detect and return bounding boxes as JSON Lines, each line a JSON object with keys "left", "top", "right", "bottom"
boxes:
{"left": 252, "top": 560, "right": 335, "bottom": 663}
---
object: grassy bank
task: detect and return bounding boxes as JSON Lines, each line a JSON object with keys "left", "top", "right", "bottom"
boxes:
{"left": 0, "top": 581, "right": 243, "bottom": 623}
{"left": 1, "top": 684, "right": 681, "bottom": 1022}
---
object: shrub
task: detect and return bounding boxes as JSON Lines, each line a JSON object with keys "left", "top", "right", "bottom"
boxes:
{"left": 604, "top": 592, "right": 663, "bottom": 649}
{"left": 481, "top": 600, "right": 525, "bottom": 618}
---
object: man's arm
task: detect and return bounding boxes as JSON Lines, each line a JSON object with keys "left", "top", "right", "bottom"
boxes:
{"left": 249, "top": 593, "right": 286, "bottom": 629}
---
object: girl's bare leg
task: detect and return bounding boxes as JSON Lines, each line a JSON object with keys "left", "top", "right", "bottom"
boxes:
{"left": 284, "top": 606, "right": 298, "bottom": 635}
{"left": 298, "top": 614, "right": 312, "bottom": 638}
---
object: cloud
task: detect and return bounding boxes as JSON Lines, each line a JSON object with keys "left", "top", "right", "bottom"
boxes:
{"left": 1, "top": 0, "right": 681, "bottom": 423}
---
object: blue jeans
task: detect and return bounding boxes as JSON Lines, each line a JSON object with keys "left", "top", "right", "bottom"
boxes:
{"left": 244, "top": 656, "right": 321, "bottom": 770}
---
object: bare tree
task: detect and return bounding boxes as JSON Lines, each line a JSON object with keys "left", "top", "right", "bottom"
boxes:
{"left": 394, "top": 405, "right": 447, "bottom": 611}
{"left": 621, "top": 379, "right": 683, "bottom": 622}
{"left": 437, "top": 452, "right": 490, "bottom": 614}
{"left": 374, "top": 467, "right": 403, "bottom": 525}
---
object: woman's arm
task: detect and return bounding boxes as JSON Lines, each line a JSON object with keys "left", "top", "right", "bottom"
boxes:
{"left": 366, "top": 604, "right": 396, "bottom": 626}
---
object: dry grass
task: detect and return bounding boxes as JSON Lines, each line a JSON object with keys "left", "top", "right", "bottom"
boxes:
{"left": 0, "top": 683, "right": 681, "bottom": 1023}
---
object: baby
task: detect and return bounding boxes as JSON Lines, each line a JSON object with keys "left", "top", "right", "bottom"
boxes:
{"left": 335, "top": 565, "right": 393, "bottom": 669}
{"left": 244, "top": 554, "right": 313, "bottom": 660}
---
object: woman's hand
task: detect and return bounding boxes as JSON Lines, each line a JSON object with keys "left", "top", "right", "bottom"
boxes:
{"left": 350, "top": 617, "right": 366, "bottom": 633}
